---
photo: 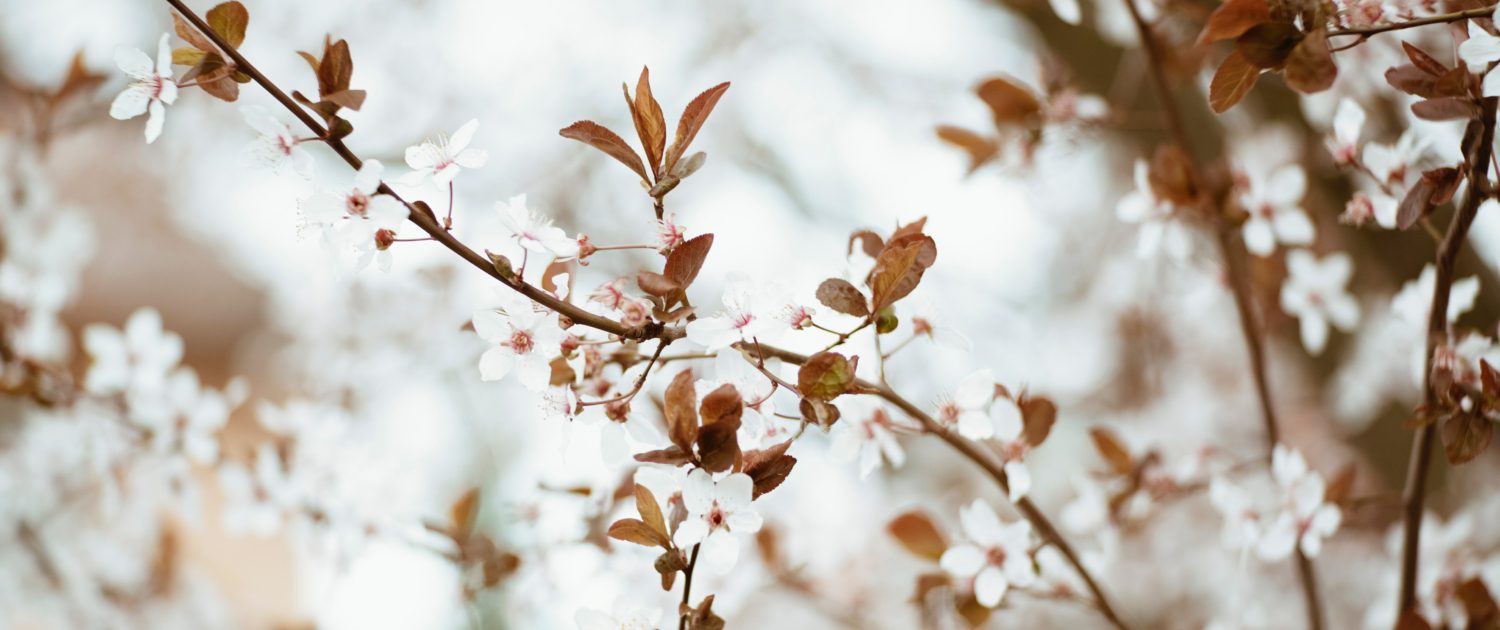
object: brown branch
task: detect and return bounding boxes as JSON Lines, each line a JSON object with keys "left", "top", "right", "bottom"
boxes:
{"left": 1398, "top": 97, "right": 1498, "bottom": 619}
{"left": 163, "top": 0, "right": 679, "bottom": 344}
{"left": 735, "top": 342, "right": 1130, "bottom": 630}
{"left": 1119, "top": 0, "right": 1324, "bottom": 625}
{"left": 1328, "top": 5, "right": 1495, "bottom": 37}
{"left": 677, "top": 543, "right": 701, "bottom": 630}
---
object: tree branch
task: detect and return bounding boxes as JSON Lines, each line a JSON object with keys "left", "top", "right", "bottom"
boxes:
{"left": 1327, "top": 5, "right": 1495, "bottom": 38}
{"left": 1397, "top": 97, "right": 1498, "bottom": 619}
{"left": 1118, "top": 0, "right": 1323, "bottom": 625}
{"left": 163, "top": 0, "right": 679, "bottom": 343}
{"left": 735, "top": 342, "right": 1129, "bottom": 630}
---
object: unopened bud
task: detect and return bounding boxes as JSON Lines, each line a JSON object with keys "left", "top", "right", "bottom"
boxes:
{"left": 374, "top": 228, "right": 397, "bottom": 251}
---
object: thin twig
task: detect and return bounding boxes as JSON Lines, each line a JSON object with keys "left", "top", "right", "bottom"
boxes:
{"left": 163, "top": 0, "right": 678, "bottom": 344}
{"left": 1397, "top": 97, "right": 1498, "bottom": 619}
{"left": 677, "top": 544, "right": 701, "bottom": 630}
{"left": 1328, "top": 5, "right": 1495, "bottom": 37}
{"left": 735, "top": 341, "right": 1130, "bottom": 630}
{"left": 1118, "top": 0, "right": 1323, "bottom": 625}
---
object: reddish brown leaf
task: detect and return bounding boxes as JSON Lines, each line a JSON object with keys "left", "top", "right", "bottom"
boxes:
{"left": 664, "top": 82, "right": 731, "bottom": 174}
{"left": 451, "top": 487, "right": 480, "bottom": 536}
{"left": 1019, "top": 395, "right": 1057, "bottom": 447}
{"left": 664, "top": 234, "right": 713, "bottom": 293}
{"left": 608, "top": 517, "right": 670, "bottom": 548}
{"left": 633, "top": 483, "right": 668, "bottom": 542}
{"left": 889, "top": 217, "right": 929, "bottom": 243}
{"left": 797, "top": 352, "right": 856, "bottom": 402}
{"left": 1235, "top": 22, "right": 1300, "bottom": 69}
{"left": 1458, "top": 578, "right": 1500, "bottom": 626}
{"left": 1197, "top": 0, "right": 1272, "bottom": 45}
{"left": 634, "top": 446, "right": 695, "bottom": 466}
{"left": 697, "top": 384, "right": 745, "bottom": 474}
{"left": 1483, "top": 359, "right": 1500, "bottom": 399}
{"left": 665, "top": 369, "right": 698, "bottom": 452}
{"left": 975, "top": 77, "right": 1041, "bottom": 128}
{"left": 936, "top": 125, "right": 1001, "bottom": 173}
{"left": 815, "top": 278, "right": 870, "bottom": 318}
{"left": 1412, "top": 97, "right": 1481, "bottom": 121}
{"left": 742, "top": 439, "right": 796, "bottom": 498}
{"left": 888, "top": 511, "right": 948, "bottom": 561}
{"left": 1284, "top": 28, "right": 1337, "bottom": 93}
{"left": 171, "top": 13, "right": 216, "bottom": 53}
{"left": 625, "top": 67, "right": 668, "bottom": 178}
{"left": 1441, "top": 413, "right": 1493, "bottom": 464}
{"left": 1386, "top": 65, "right": 1440, "bottom": 98}
{"left": 1209, "top": 51, "right": 1260, "bottom": 113}
{"left": 1403, "top": 41, "right": 1449, "bottom": 76}
{"left": 205, "top": 1, "right": 249, "bottom": 48}
{"left": 560, "top": 120, "right": 652, "bottom": 184}
{"left": 636, "top": 271, "right": 682, "bottom": 297}
{"left": 1090, "top": 427, "right": 1134, "bottom": 475}
{"left": 1425, "top": 166, "right": 1463, "bottom": 206}
{"left": 848, "top": 230, "right": 884, "bottom": 258}
{"left": 868, "top": 236, "right": 937, "bottom": 312}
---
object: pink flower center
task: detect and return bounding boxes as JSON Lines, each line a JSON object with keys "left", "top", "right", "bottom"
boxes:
{"left": 732, "top": 311, "right": 755, "bottom": 330}
{"left": 347, "top": 192, "right": 371, "bottom": 218}
{"left": 509, "top": 329, "right": 535, "bottom": 354}
{"left": 707, "top": 504, "right": 727, "bottom": 529}
{"left": 150, "top": 75, "right": 167, "bottom": 100}
{"left": 985, "top": 546, "right": 1008, "bottom": 567}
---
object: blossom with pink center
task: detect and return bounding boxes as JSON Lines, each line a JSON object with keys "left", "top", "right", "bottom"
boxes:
{"left": 1280, "top": 250, "right": 1359, "bottom": 355}
{"left": 673, "top": 470, "right": 762, "bottom": 574}
{"left": 939, "top": 500, "right": 1037, "bottom": 608}
{"left": 1257, "top": 445, "right": 1342, "bottom": 560}
{"left": 1116, "top": 159, "right": 1192, "bottom": 259}
{"left": 241, "top": 106, "right": 314, "bottom": 179}
{"left": 110, "top": 34, "right": 178, "bottom": 144}
{"left": 936, "top": 369, "right": 999, "bottom": 440}
{"left": 1362, "top": 130, "right": 1429, "bottom": 190}
{"left": 657, "top": 214, "right": 686, "bottom": 253}
{"left": 1340, "top": 191, "right": 1397, "bottom": 229}
{"left": 1325, "top": 98, "right": 1365, "bottom": 167}
{"left": 685, "top": 279, "right": 792, "bottom": 350}
{"left": 830, "top": 395, "right": 905, "bottom": 478}
{"left": 1238, "top": 165, "right": 1313, "bottom": 256}
{"left": 300, "top": 160, "right": 410, "bottom": 272}
{"left": 399, "top": 118, "right": 489, "bottom": 186}
{"left": 495, "top": 194, "right": 580, "bottom": 258}
{"left": 473, "top": 293, "right": 565, "bottom": 391}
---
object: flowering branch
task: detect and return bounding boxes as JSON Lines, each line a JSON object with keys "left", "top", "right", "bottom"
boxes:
{"left": 1327, "top": 5, "right": 1496, "bottom": 38}
{"left": 1397, "top": 97, "right": 1499, "bottom": 619}
{"left": 1120, "top": 0, "right": 1325, "bottom": 626}
{"left": 161, "top": 0, "right": 679, "bottom": 344}
{"left": 734, "top": 341, "right": 1129, "bottom": 630}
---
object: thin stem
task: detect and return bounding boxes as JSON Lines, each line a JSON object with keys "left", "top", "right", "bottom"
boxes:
{"left": 579, "top": 340, "right": 670, "bottom": 408}
{"left": 677, "top": 544, "right": 701, "bottom": 630}
{"left": 591, "top": 244, "right": 658, "bottom": 252}
{"left": 163, "top": 0, "right": 678, "bottom": 344}
{"left": 445, "top": 182, "right": 454, "bottom": 230}
{"left": 1397, "top": 97, "right": 1498, "bottom": 619}
{"left": 1328, "top": 5, "right": 1495, "bottom": 37}
{"left": 1119, "top": 0, "right": 1323, "bottom": 624}
{"left": 735, "top": 341, "right": 1129, "bottom": 630}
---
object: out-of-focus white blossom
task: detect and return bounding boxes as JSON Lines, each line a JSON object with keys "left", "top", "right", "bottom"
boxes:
{"left": 1116, "top": 159, "right": 1192, "bottom": 259}
{"left": 1280, "top": 250, "right": 1359, "bottom": 355}
{"left": 110, "top": 34, "right": 177, "bottom": 144}
{"left": 1238, "top": 165, "right": 1313, "bottom": 256}
{"left": 241, "top": 106, "right": 314, "bottom": 179}
{"left": 496, "top": 194, "right": 581, "bottom": 258}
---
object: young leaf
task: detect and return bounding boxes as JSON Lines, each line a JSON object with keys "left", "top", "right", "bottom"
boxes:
{"left": 1457, "top": 578, "right": 1499, "bottom": 626}
{"left": 1412, "top": 97, "right": 1481, "bottom": 121}
{"left": 1402, "top": 41, "right": 1449, "bottom": 76}
{"left": 1283, "top": 28, "right": 1337, "bottom": 93}
{"left": 797, "top": 352, "right": 856, "bottom": 402}
{"left": 1441, "top": 412, "right": 1493, "bottom": 464}
{"left": 742, "top": 439, "right": 796, "bottom": 498}
{"left": 1209, "top": 51, "right": 1260, "bottom": 113}
{"left": 696, "top": 384, "right": 744, "bottom": 473}
{"left": 664, "top": 234, "right": 713, "bottom": 294}
{"left": 633, "top": 483, "right": 668, "bottom": 542}
{"left": 664, "top": 82, "right": 731, "bottom": 175}
{"left": 205, "top": 1, "right": 249, "bottom": 48}
{"left": 848, "top": 230, "right": 884, "bottom": 258}
{"left": 664, "top": 369, "right": 699, "bottom": 452}
{"left": 1089, "top": 426, "right": 1135, "bottom": 475}
{"left": 1018, "top": 396, "right": 1057, "bottom": 447}
{"left": 608, "top": 517, "right": 670, "bottom": 548}
{"left": 975, "top": 77, "right": 1041, "bottom": 128}
{"left": 626, "top": 67, "right": 668, "bottom": 178}
{"left": 636, "top": 271, "right": 683, "bottom": 298}
{"left": 635, "top": 446, "right": 695, "bottom": 466}
{"left": 560, "top": 120, "right": 652, "bottom": 184}
{"left": 936, "top": 125, "right": 1001, "bottom": 173}
{"left": 1235, "top": 22, "right": 1300, "bottom": 69}
{"left": 171, "top": 13, "right": 217, "bottom": 53}
{"left": 816, "top": 278, "right": 870, "bottom": 317}
{"left": 869, "top": 236, "right": 937, "bottom": 312}
{"left": 888, "top": 511, "right": 948, "bottom": 561}
{"left": 1197, "top": 0, "right": 1272, "bottom": 45}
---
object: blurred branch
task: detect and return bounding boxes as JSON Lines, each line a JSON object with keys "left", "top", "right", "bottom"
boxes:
{"left": 1328, "top": 5, "right": 1495, "bottom": 37}
{"left": 162, "top": 0, "right": 680, "bottom": 344}
{"left": 736, "top": 341, "right": 1130, "bottom": 630}
{"left": 1116, "top": 0, "right": 1325, "bottom": 626}
{"left": 1398, "top": 97, "right": 1498, "bottom": 619}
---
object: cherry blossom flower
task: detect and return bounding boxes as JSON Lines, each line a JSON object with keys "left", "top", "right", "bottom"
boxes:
{"left": 1209, "top": 476, "right": 1264, "bottom": 554}
{"left": 399, "top": 119, "right": 489, "bottom": 186}
{"left": 1393, "top": 264, "right": 1480, "bottom": 327}
{"left": 218, "top": 444, "right": 294, "bottom": 537}
{"left": 673, "top": 470, "right": 762, "bottom": 574}
{"left": 685, "top": 279, "right": 792, "bottom": 350}
{"left": 574, "top": 605, "right": 660, "bottom": 630}
{"left": 1280, "top": 250, "right": 1359, "bottom": 355}
{"left": 1326, "top": 98, "right": 1365, "bottom": 166}
{"left": 1460, "top": 18, "right": 1500, "bottom": 72}
{"left": 110, "top": 34, "right": 177, "bottom": 144}
{"left": 1335, "top": 0, "right": 1385, "bottom": 28}
{"left": 1340, "top": 191, "right": 1397, "bottom": 229}
{"left": 937, "top": 369, "right": 999, "bottom": 440}
{"left": 989, "top": 396, "right": 1032, "bottom": 501}
{"left": 134, "top": 367, "right": 243, "bottom": 464}
{"left": 240, "top": 106, "right": 314, "bottom": 178}
{"left": 473, "top": 293, "right": 565, "bottom": 391}
{"left": 830, "top": 395, "right": 905, "bottom": 478}
{"left": 1116, "top": 159, "right": 1192, "bottom": 259}
{"left": 1238, "top": 165, "right": 1313, "bottom": 256}
{"left": 939, "top": 500, "right": 1037, "bottom": 608}
{"left": 495, "top": 194, "right": 580, "bottom": 258}
{"left": 657, "top": 213, "right": 686, "bottom": 253}
{"left": 300, "top": 160, "right": 410, "bottom": 271}
{"left": 83, "top": 307, "right": 183, "bottom": 397}
{"left": 1256, "top": 445, "right": 1341, "bottom": 560}
{"left": 1362, "top": 131, "right": 1429, "bottom": 190}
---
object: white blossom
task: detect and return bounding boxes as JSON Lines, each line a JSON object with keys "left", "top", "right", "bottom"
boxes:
{"left": 830, "top": 395, "right": 905, "bottom": 478}
{"left": 672, "top": 470, "right": 762, "bottom": 574}
{"left": 1116, "top": 159, "right": 1192, "bottom": 259}
{"left": 1239, "top": 165, "right": 1314, "bottom": 256}
{"left": 1280, "top": 250, "right": 1360, "bottom": 355}
{"left": 400, "top": 118, "right": 489, "bottom": 186}
{"left": 939, "top": 500, "right": 1037, "bottom": 608}
{"left": 241, "top": 106, "right": 314, "bottom": 178}
{"left": 473, "top": 293, "right": 565, "bottom": 390}
{"left": 300, "top": 160, "right": 410, "bottom": 271}
{"left": 495, "top": 194, "right": 580, "bottom": 258}
{"left": 685, "top": 279, "right": 792, "bottom": 350}
{"left": 110, "top": 34, "right": 177, "bottom": 144}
